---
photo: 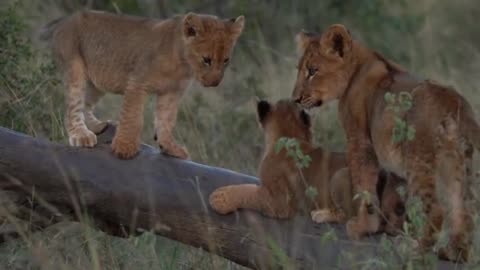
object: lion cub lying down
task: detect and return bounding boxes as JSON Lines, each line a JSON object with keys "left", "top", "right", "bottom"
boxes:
{"left": 209, "top": 99, "right": 406, "bottom": 234}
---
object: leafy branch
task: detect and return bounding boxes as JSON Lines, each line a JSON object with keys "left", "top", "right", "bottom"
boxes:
{"left": 275, "top": 137, "right": 316, "bottom": 200}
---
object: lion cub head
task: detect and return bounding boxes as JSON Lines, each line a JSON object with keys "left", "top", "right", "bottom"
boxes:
{"left": 292, "top": 24, "right": 357, "bottom": 108}
{"left": 256, "top": 99, "right": 312, "bottom": 144}
{"left": 182, "top": 13, "right": 245, "bottom": 87}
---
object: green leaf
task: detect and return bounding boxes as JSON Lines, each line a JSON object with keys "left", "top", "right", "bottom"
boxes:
{"left": 392, "top": 126, "right": 405, "bottom": 143}
{"left": 394, "top": 116, "right": 406, "bottom": 128}
{"left": 266, "top": 238, "right": 291, "bottom": 267}
{"left": 321, "top": 228, "right": 338, "bottom": 244}
{"left": 274, "top": 137, "right": 287, "bottom": 154}
{"left": 303, "top": 155, "right": 312, "bottom": 167}
{"left": 353, "top": 190, "right": 372, "bottom": 204}
{"left": 384, "top": 92, "right": 396, "bottom": 104}
{"left": 296, "top": 148, "right": 304, "bottom": 159}
{"left": 305, "top": 186, "right": 319, "bottom": 200}
{"left": 399, "top": 92, "right": 413, "bottom": 111}
{"left": 285, "top": 138, "right": 296, "bottom": 148}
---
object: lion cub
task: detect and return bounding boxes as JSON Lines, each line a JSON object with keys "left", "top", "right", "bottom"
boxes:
{"left": 292, "top": 24, "right": 480, "bottom": 260}
{"left": 209, "top": 99, "right": 405, "bottom": 234}
{"left": 41, "top": 11, "right": 245, "bottom": 159}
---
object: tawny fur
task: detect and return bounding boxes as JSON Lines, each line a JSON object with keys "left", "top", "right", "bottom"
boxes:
{"left": 41, "top": 11, "right": 245, "bottom": 159}
{"left": 209, "top": 99, "right": 406, "bottom": 234}
{"left": 435, "top": 116, "right": 474, "bottom": 260}
{"left": 292, "top": 24, "right": 480, "bottom": 261}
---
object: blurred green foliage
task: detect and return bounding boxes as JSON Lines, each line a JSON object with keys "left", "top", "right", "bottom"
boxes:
{"left": 0, "top": 2, "right": 63, "bottom": 140}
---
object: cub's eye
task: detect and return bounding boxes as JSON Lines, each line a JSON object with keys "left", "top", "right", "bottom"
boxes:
{"left": 203, "top": 57, "right": 212, "bottom": 66}
{"left": 307, "top": 67, "right": 318, "bottom": 77}
{"left": 223, "top": 58, "right": 230, "bottom": 65}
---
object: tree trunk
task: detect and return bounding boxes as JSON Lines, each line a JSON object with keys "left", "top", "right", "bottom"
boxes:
{"left": 0, "top": 126, "right": 459, "bottom": 269}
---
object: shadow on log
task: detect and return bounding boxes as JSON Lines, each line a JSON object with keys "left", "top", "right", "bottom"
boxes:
{"left": 0, "top": 125, "right": 461, "bottom": 269}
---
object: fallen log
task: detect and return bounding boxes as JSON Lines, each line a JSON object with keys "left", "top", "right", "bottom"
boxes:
{"left": 0, "top": 125, "right": 461, "bottom": 269}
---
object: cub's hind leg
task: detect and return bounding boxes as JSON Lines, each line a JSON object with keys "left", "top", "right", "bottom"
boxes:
{"left": 209, "top": 184, "right": 294, "bottom": 218}
{"left": 84, "top": 84, "right": 108, "bottom": 134}
{"left": 435, "top": 116, "right": 472, "bottom": 261}
{"left": 406, "top": 156, "right": 444, "bottom": 253}
{"left": 64, "top": 57, "right": 97, "bottom": 147}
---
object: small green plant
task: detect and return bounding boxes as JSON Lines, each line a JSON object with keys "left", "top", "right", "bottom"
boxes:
{"left": 320, "top": 227, "right": 338, "bottom": 245}
{"left": 384, "top": 92, "right": 416, "bottom": 143}
{"left": 404, "top": 196, "right": 426, "bottom": 239}
{"left": 305, "top": 186, "right": 319, "bottom": 201}
{"left": 275, "top": 137, "right": 318, "bottom": 201}
{"left": 266, "top": 238, "right": 293, "bottom": 269}
{"left": 274, "top": 137, "right": 312, "bottom": 168}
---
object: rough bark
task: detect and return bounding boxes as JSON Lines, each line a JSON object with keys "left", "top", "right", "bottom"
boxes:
{"left": 0, "top": 125, "right": 460, "bottom": 269}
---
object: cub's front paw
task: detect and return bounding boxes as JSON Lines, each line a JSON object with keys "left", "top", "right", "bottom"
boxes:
{"left": 311, "top": 209, "right": 334, "bottom": 223}
{"left": 311, "top": 209, "right": 346, "bottom": 223}
{"left": 159, "top": 142, "right": 190, "bottom": 160}
{"left": 111, "top": 137, "right": 139, "bottom": 159}
{"left": 69, "top": 128, "right": 97, "bottom": 147}
{"left": 209, "top": 187, "right": 236, "bottom": 215}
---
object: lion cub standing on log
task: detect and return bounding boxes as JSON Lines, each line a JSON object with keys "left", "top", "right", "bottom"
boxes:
{"left": 41, "top": 11, "right": 245, "bottom": 159}
{"left": 209, "top": 99, "right": 406, "bottom": 235}
{"left": 292, "top": 24, "right": 480, "bottom": 260}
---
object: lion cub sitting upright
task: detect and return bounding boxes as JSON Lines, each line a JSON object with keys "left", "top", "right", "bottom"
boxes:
{"left": 41, "top": 11, "right": 245, "bottom": 159}
{"left": 209, "top": 99, "right": 406, "bottom": 234}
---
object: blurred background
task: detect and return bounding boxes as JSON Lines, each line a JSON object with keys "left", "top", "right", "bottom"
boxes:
{"left": 0, "top": 0, "right": 479, "bottom": 269}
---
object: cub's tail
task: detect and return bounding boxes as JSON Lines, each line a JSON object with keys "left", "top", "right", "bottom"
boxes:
{"left": 38, "top": 16, "right": 66, "bottom": 41}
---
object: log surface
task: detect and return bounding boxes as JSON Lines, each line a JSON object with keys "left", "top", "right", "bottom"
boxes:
{"left": 0, "top": 126, "right": 461, "bottom": 269}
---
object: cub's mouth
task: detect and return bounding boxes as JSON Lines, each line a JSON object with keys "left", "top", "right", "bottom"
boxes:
{"left": 201, "top": 79, "right": 221, "bottom": 87}
{"left": 198, "top": 74, "right": 223, "bottom": 88}
{"left": 294, "top": 95, "right": 323, "bottom": 109}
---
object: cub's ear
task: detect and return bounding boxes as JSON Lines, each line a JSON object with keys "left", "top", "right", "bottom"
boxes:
{"left": 228, "top": 15, "right": 245, "bottom": 39}
{"left": 300, "top": 110, "right": 311, "bottom": 127}
{"left": 296, "top": 30, "right": 315, "bottom": 54}
{"left": 320, "top": 24, "right": 352, "bottom": 58}
{"left": 183, "top": 12, "right": 203, "bottom": 38}
{"left": 256, "top": 100, "right": 271, "bottom": 124}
